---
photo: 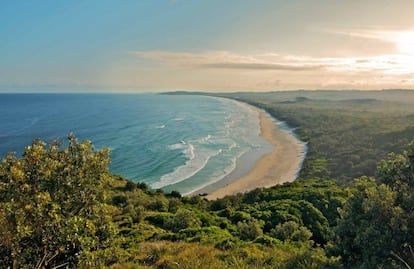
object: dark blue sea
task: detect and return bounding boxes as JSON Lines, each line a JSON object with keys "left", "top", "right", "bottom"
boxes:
{"left": 0, "top": 94, "right": 272, "bottom": 195}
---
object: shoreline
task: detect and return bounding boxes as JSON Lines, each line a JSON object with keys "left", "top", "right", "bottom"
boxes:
{"left": 204, "top": 103, "right": 306, "bottom": 200}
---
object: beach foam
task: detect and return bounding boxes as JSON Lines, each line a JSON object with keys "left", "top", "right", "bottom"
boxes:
{"left": 156, "top": 97, "right": 275, "bottom": 195}
{"left": 151, "top": 141, "right": 222, "bottom": 189}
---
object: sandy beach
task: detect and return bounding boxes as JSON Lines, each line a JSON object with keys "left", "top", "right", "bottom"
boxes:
{"left": 206, "top": 106, "right": 305, "bottom": 200}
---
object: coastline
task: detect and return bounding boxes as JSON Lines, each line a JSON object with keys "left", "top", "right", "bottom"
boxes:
{"left": 205, "top": 103, "right": 306, "bottom": 200}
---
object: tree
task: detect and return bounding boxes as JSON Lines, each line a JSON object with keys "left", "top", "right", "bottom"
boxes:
{"left": 0, "top": 134, "right": 117, "bottom": 268}
{"left": 334, "top": 142, "right": 414, "bottom": 268}
{"left": 334, "top": 177, "right": 402, "bottom": 268}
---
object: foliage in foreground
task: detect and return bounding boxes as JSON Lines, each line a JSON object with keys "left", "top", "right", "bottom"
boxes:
{"left": 1, "top": 135, "right": 414, "bottom": 268}
{"left": 0, "top": 134, "right": 119, "bottom": 268}
{"left": 332, "top": 142, "right": 414, "bottom": 268}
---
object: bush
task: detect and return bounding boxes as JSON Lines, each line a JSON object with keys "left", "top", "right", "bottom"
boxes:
{"left": 147, "top": 198, "right": 169, "bottom": 212}
{"left": 236, "top": 219, "right": 263, "bottom": 241}
{"left": 230, "top": 211, "right": 252, "bottom": 223}
{"left": 271, "top": 221, "right": 313, "bottom": 243}
{"left": 168, "top": 190, "right": 182, "bottom": 198}
{"left": 112, "top": 195, "right": 128, "bottom": 206}
{"left": 164, "top": 209, "right": 201, "bottom": 232}
{"left": 125, "top": 181, "right": 137, "bottom": 191}
{"left": 137, "top": 182, "right": 148, "bottom": 191}
{"left": 123, "top": 204, "right": 145, "bottom": 223}
{"left": 167, "top": 198, "right": 182, "bottom": 213}
{"left": 145, "top": 213, "right": 172, "bottom": 227}
{"left": 0, "top": 135, "right": 117, "bottom": 268}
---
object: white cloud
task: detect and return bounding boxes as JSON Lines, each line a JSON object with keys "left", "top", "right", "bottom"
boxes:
{"left": 130, "top": 50, "right": 258, "bottom": 66}
{"left": 131, "top": 50, "right": 414, "bottom": 75}
{"left": 131, "top": 50, "right": 326, "bottom": 71}
{"left": 124, "top": 49, "right": 414, "bottom": 90}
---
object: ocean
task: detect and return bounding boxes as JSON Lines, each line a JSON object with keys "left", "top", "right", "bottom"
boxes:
{"left": 0, "top": 94, "right": 273, "bottom": 195}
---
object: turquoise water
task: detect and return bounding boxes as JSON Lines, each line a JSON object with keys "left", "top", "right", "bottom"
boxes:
{"left": 0, "top": 94, "right": 272, "bottom": 195}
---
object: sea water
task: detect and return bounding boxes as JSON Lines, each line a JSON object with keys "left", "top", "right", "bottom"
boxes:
{"left": 0, "top": 93, "right": 272, "bottom": 195}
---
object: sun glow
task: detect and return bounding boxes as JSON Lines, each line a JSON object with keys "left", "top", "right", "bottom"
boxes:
{"left": 395, "top": 31, "right": 414, "bottom": 55}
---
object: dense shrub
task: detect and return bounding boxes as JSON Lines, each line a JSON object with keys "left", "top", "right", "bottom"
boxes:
{"left": 164, "top": 209, "right": 201, "bottom": 232}
{"left": 237, "top": 219, "right": 263, "bottom": 241}
{"left": 0, "top": 134, "right": 117, "bottom": 268}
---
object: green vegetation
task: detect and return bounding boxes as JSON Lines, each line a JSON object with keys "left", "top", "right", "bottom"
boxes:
{"left": 0, "top": 134, "right": 119, "bottom": 268}
{"left": 1, "top": 135, "right": 343, "bottom": 268}
{"left": 332, "top": 143, "right": 414, "bottom": 268}
{"left": 2, "top": 135, "right": 414, "bottom": 268}
{"left": 2, "top": 90, "right": 414, "bottom": 268}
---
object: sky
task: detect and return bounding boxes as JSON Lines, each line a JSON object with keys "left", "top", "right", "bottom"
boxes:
{"left": 1, "top": 0, "right": 414, "bottom": 92}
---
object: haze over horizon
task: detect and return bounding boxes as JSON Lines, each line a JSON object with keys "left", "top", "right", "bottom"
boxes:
{"left": 1, "top": 0, "right": 414, "bottom": 93}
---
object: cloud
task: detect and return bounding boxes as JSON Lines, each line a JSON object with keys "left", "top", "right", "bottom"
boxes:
{"left": 131, "top": 50, "right": 414, "bottom": 75}
{"left": 131, "top": 50, "right": 326, "bottom": 71}
{"left": 200, "top": 62, "right": 324, "bottom": 71}
{"left": 130, "top": 50, "right": 257, "bottom": 65}
{"left": 326, "top": 28, "right": 395, "bottom": 42}
{"left": 126, "top": 49, "right": 414, "bottom": 90}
